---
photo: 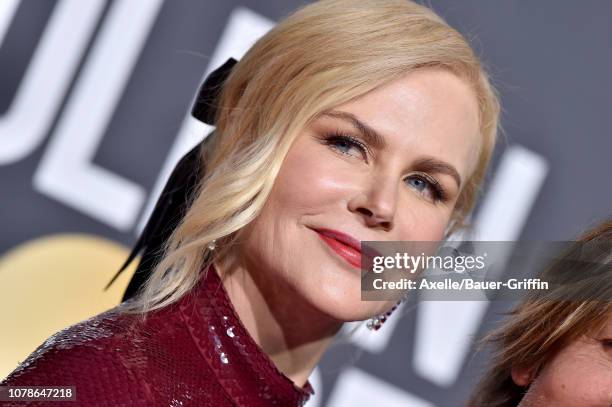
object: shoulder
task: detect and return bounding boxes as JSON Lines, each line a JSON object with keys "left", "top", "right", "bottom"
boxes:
{"left": 1, "top": 307, "right": 159, "bottom": 404}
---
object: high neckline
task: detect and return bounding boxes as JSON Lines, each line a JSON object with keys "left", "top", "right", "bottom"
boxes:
{"left": 179, "top": 262, "right": 314, "bottom": 406}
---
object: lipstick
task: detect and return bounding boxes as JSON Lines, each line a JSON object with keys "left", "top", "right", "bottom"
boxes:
{"left": 313, "top": 228, "right": 371, "bottom": 269}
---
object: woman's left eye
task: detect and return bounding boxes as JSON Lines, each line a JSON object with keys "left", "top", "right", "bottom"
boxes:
{"left": 405, "top": 174, "right": 447, "bottom": 203}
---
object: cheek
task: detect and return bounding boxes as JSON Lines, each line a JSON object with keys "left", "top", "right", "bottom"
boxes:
{"left": 245, "top": 146, "right": 349, "bottom": 267}
{"left": 527, "top": 347, "right": 612, "bottom": 405}
{"left": 271, "top": 146, "right": 356, "bottom": 213}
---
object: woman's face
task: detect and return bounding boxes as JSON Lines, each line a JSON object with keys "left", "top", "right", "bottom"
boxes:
{"left": 238, "top": 67, "right": 481, "bottom": 321}
{"left": 515, "top": 313, "right": 612, "bottom": 406}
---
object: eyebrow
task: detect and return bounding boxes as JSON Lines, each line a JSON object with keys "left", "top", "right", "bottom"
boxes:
{"left": 320, "top": 110, "right": 463, "bottom": 188}
{"left": 321, "top": 110, "right": 386, "bottom": 150}
{"left": 413, "top": 157, "right": 462, "bottom": 188}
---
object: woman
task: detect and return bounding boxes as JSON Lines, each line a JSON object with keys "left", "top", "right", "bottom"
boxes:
{"left": 469, "top": 220, "right": 612, "bottom": 406}
{"left": 1, "top": 0, "right": 500, "bottom": 405}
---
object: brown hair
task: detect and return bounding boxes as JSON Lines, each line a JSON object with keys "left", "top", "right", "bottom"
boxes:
{"left": 468, "top": 219, "right": 612, "bottom": 407}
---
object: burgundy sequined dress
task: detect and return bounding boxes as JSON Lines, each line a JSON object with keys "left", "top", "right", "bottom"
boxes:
{"left": 1, "top": 264, "right": 314, "bottom": 406}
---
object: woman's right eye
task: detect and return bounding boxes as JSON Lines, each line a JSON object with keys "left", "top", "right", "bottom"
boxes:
{"left": 324, "top": 132, "right": 368, "bottom": 160}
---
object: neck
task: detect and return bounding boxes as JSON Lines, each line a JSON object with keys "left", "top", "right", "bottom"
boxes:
{"left": 214, "top": 254, "right": 343, "bottom": 387}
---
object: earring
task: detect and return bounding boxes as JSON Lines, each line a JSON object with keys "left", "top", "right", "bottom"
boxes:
{"left": 207, "top": 239, "right": 217, "bottom": 251}
{"left": 366, "top": 298, "right": 403, "bottom": 331}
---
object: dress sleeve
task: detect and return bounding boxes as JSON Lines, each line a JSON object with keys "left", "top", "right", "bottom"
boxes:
{"left": 1, "top": 315, "right": 155, "bottom": 406}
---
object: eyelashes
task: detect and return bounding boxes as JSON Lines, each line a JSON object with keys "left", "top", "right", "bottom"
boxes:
{"left": 323, "top": 131, "right": 371, "bottom": 159}
{"left": 407, "top": 172, "right": 448, "bottom": 203}
{"left": 321, "top": 130, "right": 449, "bottom": 203}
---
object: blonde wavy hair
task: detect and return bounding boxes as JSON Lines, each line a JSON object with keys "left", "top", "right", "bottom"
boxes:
{"left": 121, "top": 0, "right": 501, "bottom": 315}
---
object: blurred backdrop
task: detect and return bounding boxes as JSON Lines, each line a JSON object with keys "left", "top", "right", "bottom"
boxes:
{"left": 0, "top": 1, "right": 611, "bottom": 405}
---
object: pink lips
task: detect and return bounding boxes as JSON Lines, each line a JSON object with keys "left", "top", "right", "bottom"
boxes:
{"left": 312, "top": 227, "right": 376, "bottom": 269}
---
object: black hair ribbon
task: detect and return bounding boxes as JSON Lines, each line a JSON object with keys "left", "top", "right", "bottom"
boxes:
{"left": 104, "top": 57, "right": 238, "bottom": 301}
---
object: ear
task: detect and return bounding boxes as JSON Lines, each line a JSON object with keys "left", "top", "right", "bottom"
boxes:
{"left": 511, "top": 365, "right": 536, "bottom": 387}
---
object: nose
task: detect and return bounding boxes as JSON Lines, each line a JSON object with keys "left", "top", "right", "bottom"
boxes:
{"left": 348, "top": 176, "right": 397, "bottom": 230}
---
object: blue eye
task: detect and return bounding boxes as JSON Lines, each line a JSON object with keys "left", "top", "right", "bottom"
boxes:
{"left": 407, "top": 177, "right": 428, "bottom": 192}
{"left": 405, "top": 174, "right": 447, "bottom": 203}
{"left": 332, "top": 138, "right": 355, "bottom": 154}
{"left": 324, "top": 132, "right": 368, "bottom": 159}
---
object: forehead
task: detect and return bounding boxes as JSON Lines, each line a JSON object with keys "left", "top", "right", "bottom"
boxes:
{"left": 329, "top": 68, "right": 481, "bottom": 178}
